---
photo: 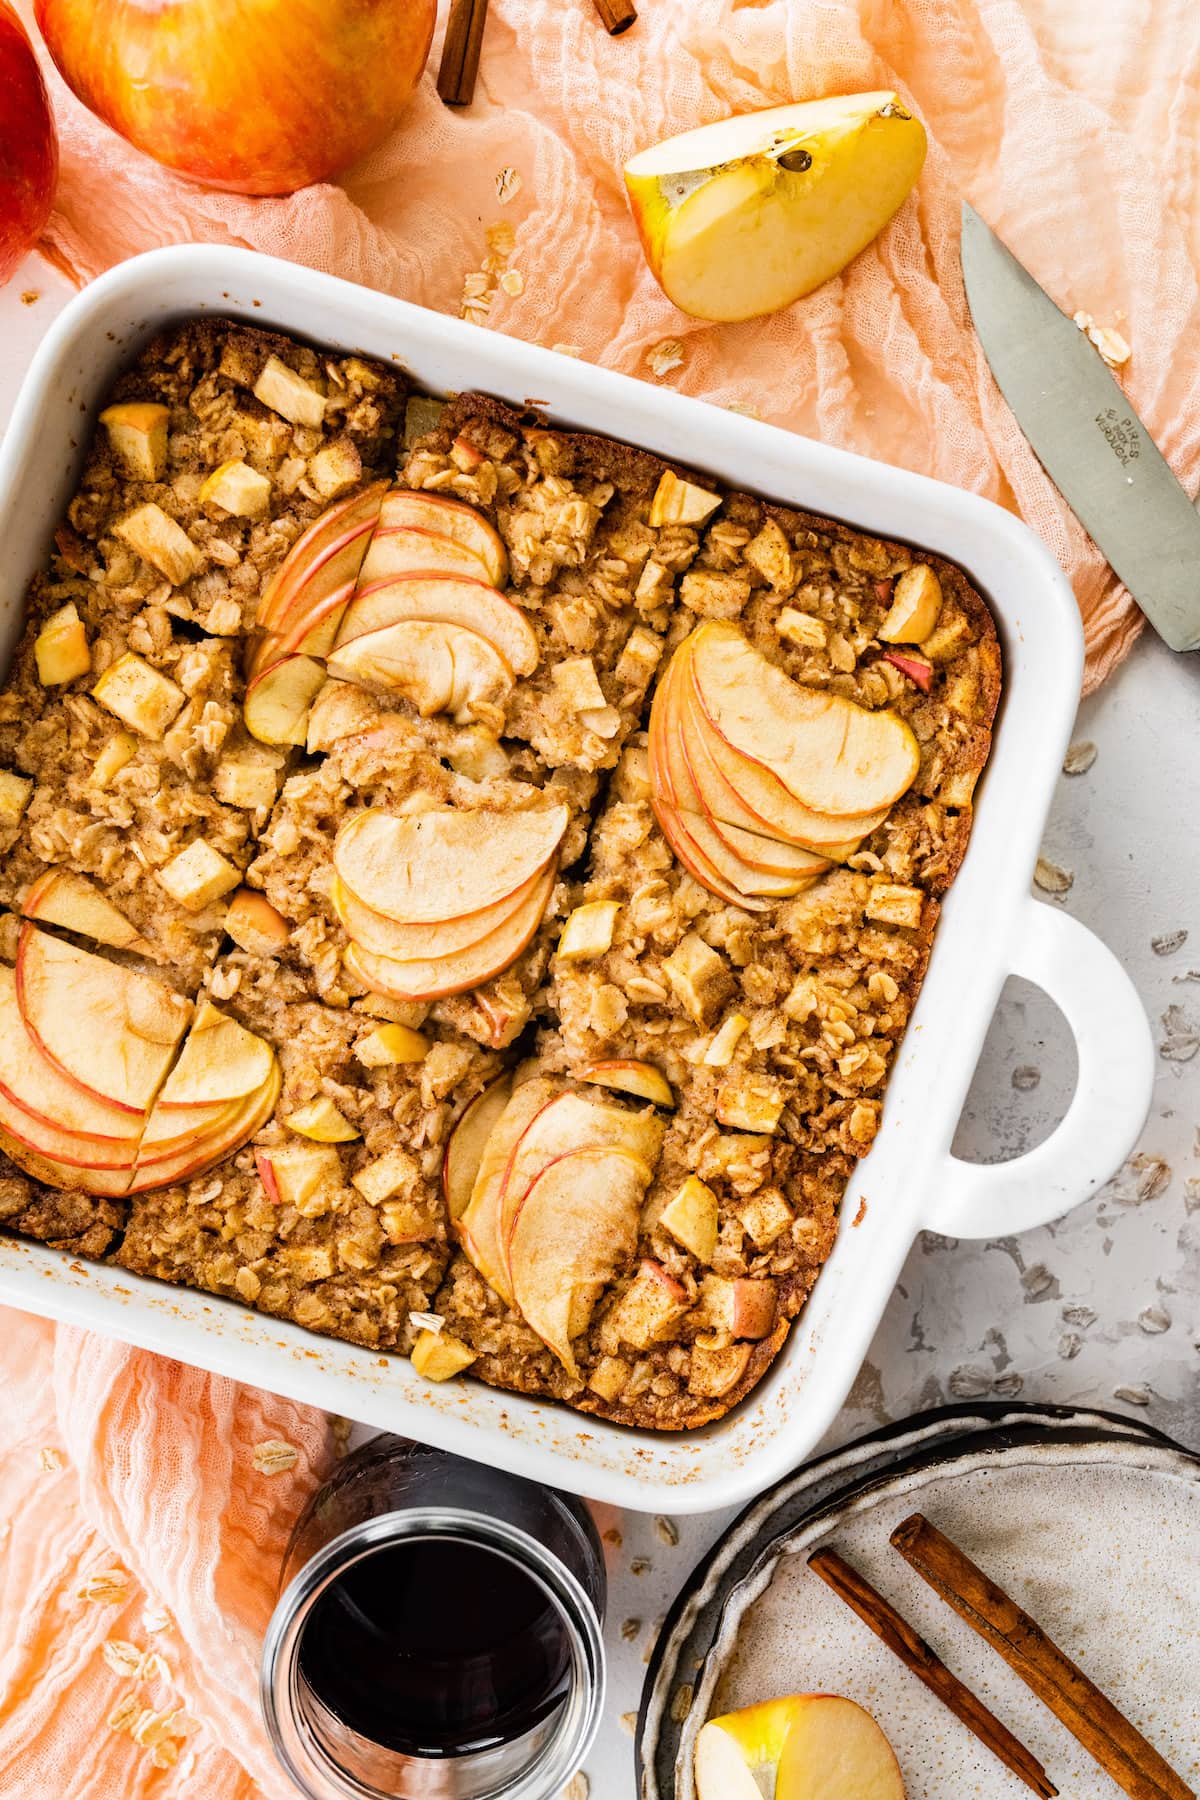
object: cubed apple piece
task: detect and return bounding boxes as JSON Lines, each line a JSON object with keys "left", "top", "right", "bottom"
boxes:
{"left": 776, "top": 607, "right": 828, "bottom": 649}
{"left": 90, "top": 731, "right": 138, "bottom": 788}
{"left": 736, "top": 1188, "right": 794, "bottom": 1247}
{"left": 451, "top": 435, "right": 485, "bottom": 471}
{"left": 662, "top": 931, "right": 734, "bottom": 1027}
{"left": 864, "top": 882, "right": 924, "bottom": 928}
{"left": 352, "top": 1148, "right": 418, "bottom": 1206}
{"left": 286, "top": 1096, "right": 360, "bottom": 1142}
{"left": 253, "top": 355, "right": 326, "bottom": 428}
{"left": 880, "top": 562, "right": 942, "bottom": 643}
{"left": 157, "top": 839, "right": 240, "bottom": 913}
{"left": 115, "top": 503, "right": 202, "bottom": 587}
{"left": 578, "top": 1059, "right": 675, "bottom": 1109}
{"left": 660, "top": 1174, "right": 718, "bottom": 1263}
{"left": 99, "top": 401, "right": 169, "bottom": 481}
{"left": 882, "top": 649, "right": 932, "bottom": 692}
{"left": 355, "top": 1022, "right": 429, "bottom": 1067}
{"left": 0, "top": 769, "right": 33, "bottom": 827}
{"left": 700, "top": 1274, "right": 777, "bottom": 1339}
{"left": 703, "top": 1012, "right": 748, "bottom": 1068}
{"left": 586, "top": 1356, "right": 631, "bottom": 1402}
{"left": 411, "top": 1329, "right": 477, "bottom": 1382}
{"left": 615, "top": 743, "right": 652, "bottom": 802}
{"left": 445, "top": 726, "right": 510, "bottom": 783}
{"left": 243, "top": 654, "right": 326, "bottom": 747}
{"left": 688, "top": 1340, "right": 753, "bottom": 1400}
{"left": 579, "top": 705, "right": 622, "bottom": 740}
{"left": 212, "top": 753, "right": 281, "bottom": 812}
{"left": 256, "top": 1142, "right": 342, "bottom": 1211}
{"left": 600, "top": 1258, "right": 690, "bottom": 1352}
{"left": 34, "top": 603, "right": 90, "bottom": 686}
{"left": 716, "top": 1075, "right": 784, "bottom": 1134}
{"left": 551, "top": 655, "right": 607, "bottom": 712}
{"left": 308, "top": 439, "right": 363, "bottom": 500}
{"left": 919, "top": 615, "right": 970, "bottom": 663}
{"left": 648, "top": 469, "right": 721, "bottom": 528}
{"left": 199, "top": 458, "right": 271, "bottom": 518}
{"left": 93, "top": 653, "right": 185, "bottom": 741}
{"left": 225, "top": 888, "right": 290, "bottom": 956}
{"left": 21, "top": 870, "right": 143, "bottom": 952}
{"left": 557, "top": 901, "right": 619, "bottom": 961}
{"left": 615, "top": 626, "right": 664, "bottom": 688}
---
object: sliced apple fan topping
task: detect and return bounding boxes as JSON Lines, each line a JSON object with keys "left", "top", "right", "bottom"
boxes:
{"left": 0, "top": 925, "right": 279, "bottom": 1196}
{"left": 331, "top": 803, "right": 567, "bottom": 1003}
{"left": 245, "top": 482, "right": 528, "bottom": 746}
{"left": 648, "top": 621, "right": 918, "bottom": 910}
{"left": 454, "top": 1077, "right": 665, "bottom": 1373}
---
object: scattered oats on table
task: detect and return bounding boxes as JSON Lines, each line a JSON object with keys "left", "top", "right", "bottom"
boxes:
{"left": 562, "top": 1773, "right": 589, "bottom": 1800}
{"left": 37, "top": 1446, "right": 64, "bottom": 1472}
{"left": 1151, "top": 930, "right": 1187, "bottom": 957}
{"left": 499, "top": 269, "right": 525, "bottom": 297}
{"left": 653, "top": 1515, "right": 678, "bottom": 1547}
{"left": 79, "top": 1566, "right": 130, "bottom": 1604}
{"left": 496, "top": 166, "right": 523, "bottom": 204}
{"left": 646, "top": 338, "right": 685, "bottom": 377}
{"left": 1062, "top": 739, "right": 1096, "bottom": 775}
{"left": 620, "top": 1710, "right": 638, "bottom": 1735}
{"left": 252, "top": 1438, "right": 299, "bottom": 1476}
{"left": 620, "top": 1616, "right": 641, "bottom": 1642}
{"left": 1034, "top": 855, "right": 1073, "bottom": 895}
{"left": 102, "top": 1639, "right": 145, "bottom": 1679}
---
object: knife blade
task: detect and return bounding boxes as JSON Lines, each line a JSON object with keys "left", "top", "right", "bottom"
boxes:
{"left": 961, "top": 200, "right": 1200, "bottom": 653}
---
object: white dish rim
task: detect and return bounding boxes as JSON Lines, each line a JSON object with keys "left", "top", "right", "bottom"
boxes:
{"left": 0, "top": 246, "right": 1154, "bottom": 1513}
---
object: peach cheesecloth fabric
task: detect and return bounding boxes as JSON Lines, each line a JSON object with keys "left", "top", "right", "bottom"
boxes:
{"left": 4, "top": 0, "right": 1200, "bottom": 1793}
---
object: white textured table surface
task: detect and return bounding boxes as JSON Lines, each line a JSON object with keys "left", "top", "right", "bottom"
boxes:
{"left": 3, "top": 258, "right": 1197, "bottom": 1796}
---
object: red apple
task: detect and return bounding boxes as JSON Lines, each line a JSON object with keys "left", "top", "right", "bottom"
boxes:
{"left": 33, "top": 0, "right": 436, "bottom": 196}
{"left": 0, "top": 3, "right": 57, "bottom": 285}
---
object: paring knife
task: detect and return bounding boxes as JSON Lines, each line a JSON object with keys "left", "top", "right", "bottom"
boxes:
{"left": 961, "top": 200, "right": 1200, "bottom": 653}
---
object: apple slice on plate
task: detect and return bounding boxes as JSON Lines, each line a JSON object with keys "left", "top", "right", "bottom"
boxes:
{"left": 443, "top": 1073, "right": 514, "bottom": 1221}
{"left": 331, "top": 864, "right": 544, "bottom": 962}
{"left": 0, "top": 964, "right": 142, "bottom": 1145}
{"left": 334, "top": 804, "right": 568, "bottom": 924}
{"left": 688, "top": 622, "right": 919, "bottom": 815}
{"left": 336, "top": 575, "right": 538, "bottom": 676}
{"left": 508, "top": 1146, "right": 652, "bottom": 1376}
{"left": 244, "top": 652, "right": 327, "bottom": 747}
{"left": 327, "top": 619, "right": 513, "bottom": 719}
{"left": 369, "top": 491, "right": 508, "bottom": 587}
{"left": 357, "top": 523, "right": 494, "bottom": 587}
{"left": 20, "top": 869, "right": 148, "bottom": 953}
{"left": 256, "top": 480, "right": 388, "bottom": 638}
{"left": 695, "top": 1694, "right": 904, "bottom": 1800}
{"left": 15, "top": 923, "right": 191, "bottom": 1115}
{"left": 342, "top": 860, "right": 555, "bottom": 1002}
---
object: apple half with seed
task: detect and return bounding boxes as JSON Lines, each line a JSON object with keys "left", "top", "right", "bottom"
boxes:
{"left": 695, "top": 1694, "right": 904, "bottom": 1800}
{"left": 625, "top": 95, "right": 926, "bottom": 322}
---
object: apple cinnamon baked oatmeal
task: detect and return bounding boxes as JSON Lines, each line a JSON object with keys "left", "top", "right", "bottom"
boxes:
{"left": 0, "top": 322, "right": 1000, "bottom": 1430}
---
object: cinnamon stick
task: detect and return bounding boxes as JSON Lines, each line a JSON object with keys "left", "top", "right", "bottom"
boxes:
{"left": 808, "top": 1550, "right": 1057, "bottom": 1798}
{"left": 592, "top": 0, "right": 638, "bottom": 34}
{"left": 890, "top": 1514, "right": 1195, "bottom": 1800}
{"left": 437, "top": 0, "right": 489, "bottom": 106}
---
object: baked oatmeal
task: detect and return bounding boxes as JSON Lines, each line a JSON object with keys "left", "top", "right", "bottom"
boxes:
{"left": 0, "top": 321, "right": 1000, "bottom": 1431}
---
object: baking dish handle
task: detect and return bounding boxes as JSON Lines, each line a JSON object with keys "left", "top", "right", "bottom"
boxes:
{"left": 922, "top": 900, "right": 1154, "bottom": 1240}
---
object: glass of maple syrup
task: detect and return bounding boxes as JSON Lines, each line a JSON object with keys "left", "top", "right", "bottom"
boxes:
{"left": 261, "top": 1435, "right": 607, "bottom": 1800}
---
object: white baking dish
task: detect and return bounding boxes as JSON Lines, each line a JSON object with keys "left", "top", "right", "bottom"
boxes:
{"left": 0, "top": 247, "right": 1154, "bottom": 1514}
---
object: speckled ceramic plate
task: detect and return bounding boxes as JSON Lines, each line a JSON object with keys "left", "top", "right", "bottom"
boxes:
{"left": 639, "top": 1403, "right": 1198, "bottom": 1799}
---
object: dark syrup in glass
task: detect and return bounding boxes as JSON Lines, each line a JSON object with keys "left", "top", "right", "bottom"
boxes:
{"left": 298, "top": 1538, "right": 572, "bottom": 1758}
